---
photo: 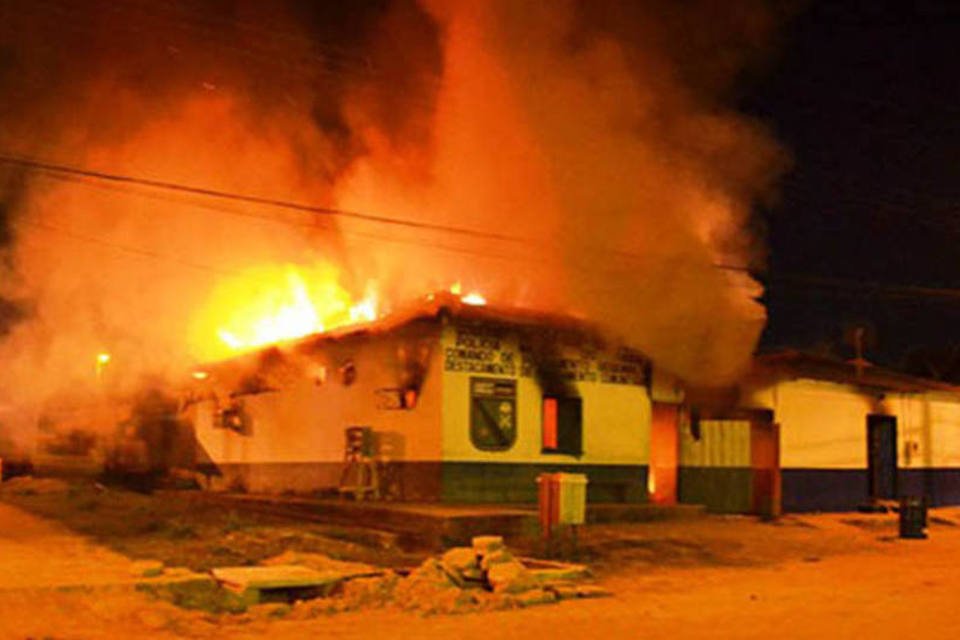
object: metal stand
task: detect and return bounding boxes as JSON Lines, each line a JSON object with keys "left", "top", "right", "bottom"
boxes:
{"left": 338, "top": 427, "right": 379, "bottom": 501}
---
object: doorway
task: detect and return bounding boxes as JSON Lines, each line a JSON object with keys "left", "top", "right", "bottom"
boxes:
{"left": 750, "top": 419, "right": 781, "bottom": 517}
{"left": 649, "top": 403, "right": 680, "bottom": 504}
{"left": 867, "top": 414, "right": 898, "bottom": 500}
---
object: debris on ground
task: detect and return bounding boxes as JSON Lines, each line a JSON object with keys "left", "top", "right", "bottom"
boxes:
{"left": 274, "top": 535, "right": 608, "bottom": 617}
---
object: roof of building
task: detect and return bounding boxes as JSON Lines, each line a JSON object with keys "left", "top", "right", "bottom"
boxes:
{"left": 310, "top": 291, "right": 594, "bottom": 342}
{"left": 192, "top": 291, "right": 603, "bottom": 375}
{"left": 751, "top": 349, "right": 960, "bottom": 395}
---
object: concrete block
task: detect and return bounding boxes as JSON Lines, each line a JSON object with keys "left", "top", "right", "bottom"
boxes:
{"left": 472, "top": 535, "right": 505, "bottom": 556}
{"left": 486, "top": 560, "right": 537, "bottom": 594}
{"left": 441, "top": 547, "right": 478, "bottom": 572}
{"left": 544, "top": 583, "right": 579, "bottom": 600}
{"left": 480, "top": 549, "right": 514, "bottom": 571}
{"left": 514, "top": 588, "right": 559, "bottom": 607}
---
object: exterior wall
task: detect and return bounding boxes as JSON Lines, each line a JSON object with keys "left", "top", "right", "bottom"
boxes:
{"left": 190, "top": 321, "right": 444, "bottom": 496}
{"left": 438, "top": 317, "right": 652, "bottom": 503}
{"left": 678, "top": 419, "right": 753, "bottom": 513}
{"left": 743, "top": 379, "right": 960, "bottom": 511}
{"left": 891, "top": 393, "right": 960, "bottom": 505}
{"left": 189, "top": 314, "right": 656, "bottom": 504}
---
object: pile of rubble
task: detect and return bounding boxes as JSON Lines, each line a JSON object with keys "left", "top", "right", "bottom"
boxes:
{"left": 287, "top": 535, "right": 608, "bottom": 617}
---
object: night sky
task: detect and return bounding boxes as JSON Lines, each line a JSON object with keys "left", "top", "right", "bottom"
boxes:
{"left": 745, "top": 1, "right": 960, "bottom": 376}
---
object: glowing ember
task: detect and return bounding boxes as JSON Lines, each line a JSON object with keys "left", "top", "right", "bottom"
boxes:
{"left": 189, "top": 263, "right": 378, "bottom": 360}
{"left": 461, "top": 292, "right": 487, "bottom": 306}
{"left": 450, "top": 282, "right": 486, "bottom": 306}
{"left": 191, "top": 371, "right": 210, "bottom": 381}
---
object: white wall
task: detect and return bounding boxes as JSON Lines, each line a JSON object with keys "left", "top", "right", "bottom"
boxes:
{"left": 890, "top": 393, "right": 960, "bottom": 468}
{"left": 439, "top": 318, "right": 651, "bottom": 465}
{"left": 744, "top": 378, "right": 960, "bottom": 470}
{"left": 191, "top": 323, "right": 444, "bottom": 469}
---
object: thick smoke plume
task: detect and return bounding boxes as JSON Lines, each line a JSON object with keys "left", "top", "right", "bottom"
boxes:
{"left": 339, "top": 0, "right": 784, "bottom": 381}
{"left": 0, "top": 0, "right": 784, "bottom": 438}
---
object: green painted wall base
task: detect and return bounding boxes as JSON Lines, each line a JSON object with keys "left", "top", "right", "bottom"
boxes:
{"left": 678, "top": 467, "right": 753, "bottom": 513}
{"left": 440, "top": 462, "right": 648, "bottom": 504}
{"left": 200, "top": 461, "right": 648, "bottom": 504}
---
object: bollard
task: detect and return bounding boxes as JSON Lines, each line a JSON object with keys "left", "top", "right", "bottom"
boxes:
{"left": 899, "top": 496, "right": 927, "bottom": 539}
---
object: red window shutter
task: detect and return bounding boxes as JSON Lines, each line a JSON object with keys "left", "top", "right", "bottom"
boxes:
{"left": 543, "top": 397, "right": 558, "bottom": 450}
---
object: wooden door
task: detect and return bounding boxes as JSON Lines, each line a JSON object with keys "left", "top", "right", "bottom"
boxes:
{"left": 649, "top": 402, "right": 680, "bottom": 505}
{"left": 867, "top": 414, "right": 898, "bottom": 500}
{"left": 751, "top": 420, "right": 781, "bottom": 517}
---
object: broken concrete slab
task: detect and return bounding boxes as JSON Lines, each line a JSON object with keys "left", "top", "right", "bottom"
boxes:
{"left": 519, "top": 557, "right": 591, "bottom": 583}
{"left": 544, "top": 582, "right": 580, "bottom": 600}
{"left": 440, "top": 546, "right": 481, "bottom": 588}
{"left": 212, "top": 565, "right": 347, "bottom": 605}
{"left": 487, "top": 560, "right": 538, "bottom": 594}
{"left": 441, "top": 547, "right": 478, "bottom": 572}
{"left": 472, "top": 535, "right": 505, "bottom": 556}
{"left": 544, "top": 581, "right": 611, "bottom": 600}
{"left": 480, "top": 549, "right": 515, "bottom": 571}
{"left": 514, "top": 588, "right": 559, "bottom": 607}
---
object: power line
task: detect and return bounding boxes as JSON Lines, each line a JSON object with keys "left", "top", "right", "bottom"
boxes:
{"left": 16, "top": 218, "right": 234, "bottom": 276}
{"left": 0, "top": 153, "right": 525, "bottom": 244}
{"left": 11, "top": 167, "right": 573, "bottom": 271}
{"left": 0, "top": 152, "right": 755, "bottom": 275}
{"left": 764, "top": 272, "right": 960, "bottom": 302}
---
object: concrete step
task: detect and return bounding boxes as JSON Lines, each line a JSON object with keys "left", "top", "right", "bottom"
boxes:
{"left": 188, "top": 493, "right": 538, "bottom": 549}
{"left": 185, "top": 492, "right": 706, "bottom": 549}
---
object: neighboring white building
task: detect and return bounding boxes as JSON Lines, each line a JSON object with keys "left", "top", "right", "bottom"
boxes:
{"left": 679, "top": 350, "right": 960, "bottom": 513}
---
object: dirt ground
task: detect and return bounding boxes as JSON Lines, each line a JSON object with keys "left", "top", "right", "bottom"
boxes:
{"left": 3, "top": 480, "right": 960, "bottom": 639}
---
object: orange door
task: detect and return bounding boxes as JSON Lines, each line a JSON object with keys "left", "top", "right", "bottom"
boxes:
{"left": 649, "top": 402, "right": 680, "bottom": 505}
{"left": 751, "top": 420, "right": 781, "bottom": 517}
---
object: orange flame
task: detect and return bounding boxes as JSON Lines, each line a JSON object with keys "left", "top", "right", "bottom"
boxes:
{"left": 189, "top": 263, "right": 378, "bottom": 361}
{"left": 449, "top": 282, "right": 486, "bottom": 306}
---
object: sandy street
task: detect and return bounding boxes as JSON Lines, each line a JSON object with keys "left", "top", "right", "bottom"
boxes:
{"left": 1, "top": 499, "right": 960, "bottom": 639}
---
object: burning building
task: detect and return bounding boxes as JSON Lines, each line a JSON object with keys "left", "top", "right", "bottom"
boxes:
{"left": 0, "top": 2, "right": 789, "bottom": 508}
{"left": 183, "top": 291, "right": 685, "bottom": 503}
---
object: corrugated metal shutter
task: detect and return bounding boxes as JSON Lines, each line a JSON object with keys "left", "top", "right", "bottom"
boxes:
{"left": 680, "top": 420, "right": 751, "bottom": 468}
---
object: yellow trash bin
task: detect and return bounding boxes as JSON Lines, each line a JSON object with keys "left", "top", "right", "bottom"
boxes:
{"left": 555, "top": 472, "right": 588, "bottom": 525}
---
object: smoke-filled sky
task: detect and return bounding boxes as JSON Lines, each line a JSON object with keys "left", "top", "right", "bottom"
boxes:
{"left": 0, "top": 0, "right": 787, "bottom": 412}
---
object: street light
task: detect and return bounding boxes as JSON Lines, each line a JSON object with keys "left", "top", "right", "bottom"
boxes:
{"left": 96, "top": 352, "right": 111, "bottom": 381}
